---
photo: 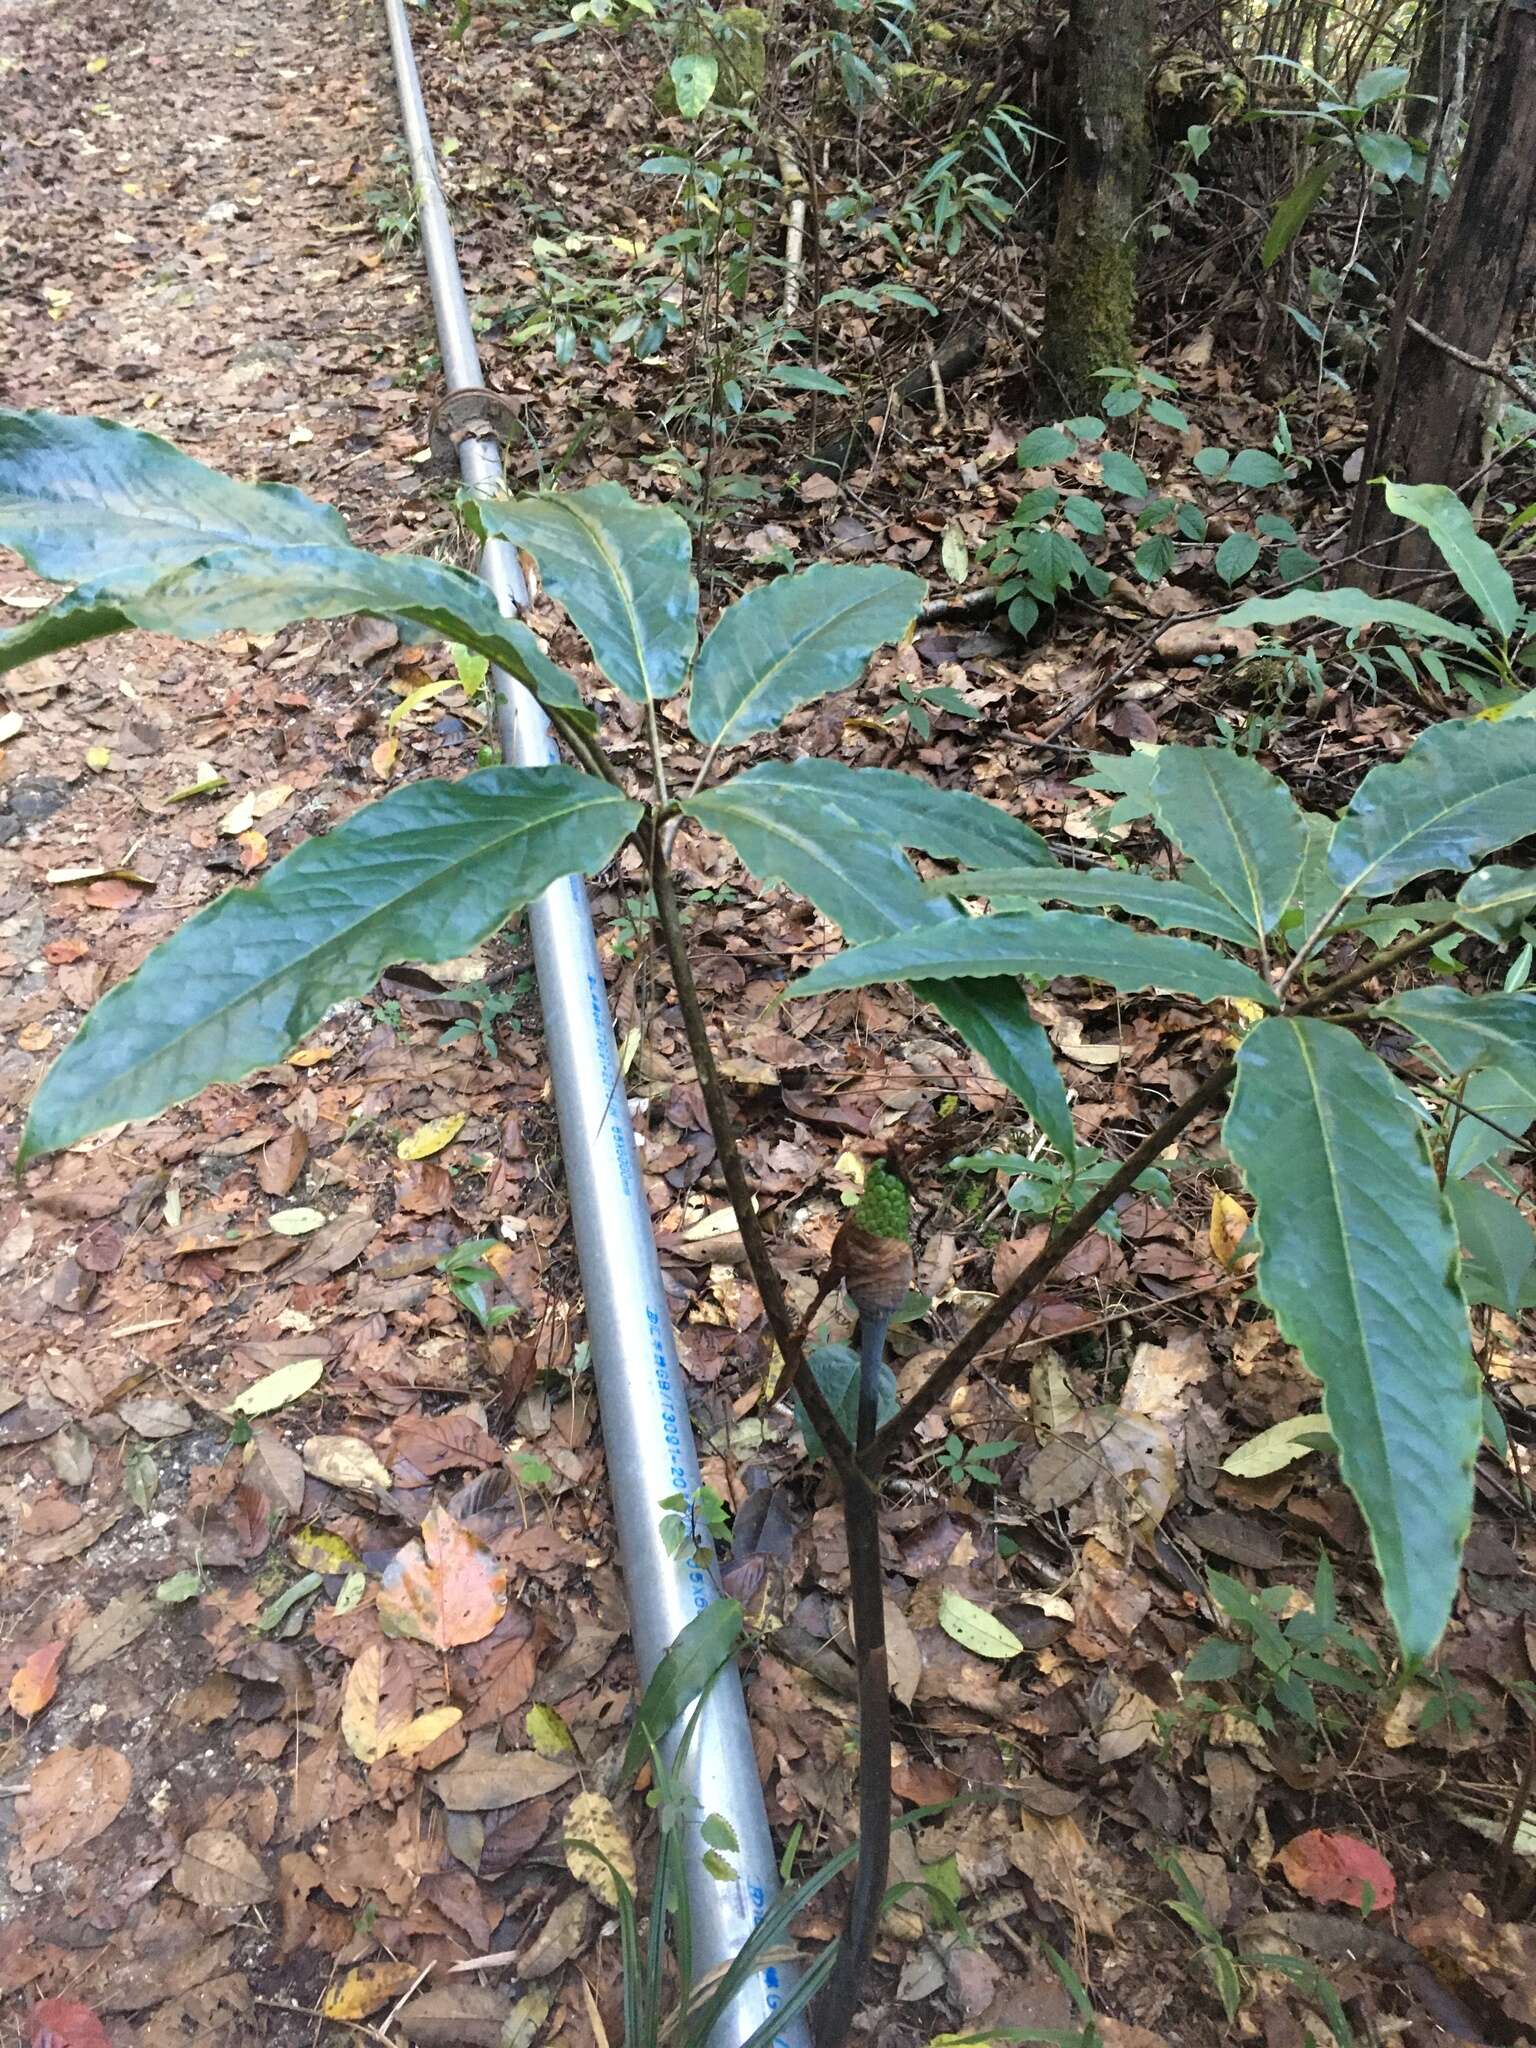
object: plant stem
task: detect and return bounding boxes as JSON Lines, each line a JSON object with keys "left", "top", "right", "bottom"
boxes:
{"left": 649, "top": 838, "right": 857, "bottom": 1481}
{"left": 814, "top": 1431, "right": 891, "bottom": 2048}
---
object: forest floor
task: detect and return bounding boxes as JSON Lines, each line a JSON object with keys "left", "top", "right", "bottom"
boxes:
{"left": 1, "top": 0, "right": 1535, "bottom": 2045}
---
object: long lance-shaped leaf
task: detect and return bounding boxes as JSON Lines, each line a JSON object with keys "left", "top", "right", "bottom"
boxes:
{"left": 21, "top": 767, "right": 640, "bottom": 1165}
{"left": 688, "top": 762, "right": 1073, "bottom": 1155}
{"left": 0, "top": 408, "right": 348, "bottom": 577}
{"left": 789, "top": 912, "right": 1279, "bottom": 1008}
{"left": 1328, "top": 716, "right": 1536, "bottom": 900}
{"left": 1377, "top": 987, "right": 1536, "bottom": 1077}
{"left": 1220, "top": 584, "right": 1487, "bottom": 653}
{"left": 468, "top": 484, "right": 698, "bottom": 703}
{"left": 0, "top": 411, "right": 593, "bottom": 727}
{"left": 760, "top": 756, "right": 1054, "bottom": 870}
{"left": 0, "top": 542, "right": 594, "bottom": 726}
{"left": 1384, "top": 482, "right": 1518, "bottom": 643}
{"left": 927, "top": 867, "right": 1259, "bottom": 946}
{"left": 1148, "top": 745, "right": 1306, "bottom": 938}
{"left": 688, "top": 562, "right": 924, "bottom": 748}
{"left": 1223, "top": 1017, "right": 1477, "bottom": 1659}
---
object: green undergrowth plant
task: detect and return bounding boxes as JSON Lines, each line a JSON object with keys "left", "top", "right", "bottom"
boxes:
{"left": 1224, "top": 478, "right": 1536, "bottom": 708}
{"left": 4, "top": 406, "right": 1536, "bottom": 2035}
{"left": 990, "top": 382, "right": 1317, "bottom": 637}
{"left": 1181, "top": 1552, "right": 1387, "bottom": 1736}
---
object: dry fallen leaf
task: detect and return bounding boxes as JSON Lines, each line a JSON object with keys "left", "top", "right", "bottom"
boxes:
{"left": 564, "top": 1790, "right": 636, "bottom": 1907}
{"left": 26, "top": 1996, "right": 112, "bottom": 2048}
{"left": 322, "top": 1961, "right": 422, "bottom": 2022}
{"left": 398, "top": 1112, "right": 467, "bottom": 1161}
{"left": 1209, "top": 1189, "right": 1250, "bottom": 1268}
{"left": 379, "top": 1503, "right": 508, "bottom": 1649}
{"left": 341, "top": 1642, "right": 413, "bottom": 1766}
{"left": 1276, "top": 1828, "right": 1395, "bottom": 1912}
{"left": 172, "top": 1827, "right": 273, "bottom": 1910}
{"left": 8, "top": 1641, "right": 66, "bottom": 1718}
{"left": 302, "top": 1433, "right": 392, "bottom": 1493}
{"left": 16, "top": 1745, "right": 132, "bottom": 1874}
{"left": 431, "top": 1738, "right": 577, "bottom": 1812}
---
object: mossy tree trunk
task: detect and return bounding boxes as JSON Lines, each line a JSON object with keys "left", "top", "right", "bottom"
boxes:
{"left": 1041, "top": 0, "right": 1154, "bottom": 414}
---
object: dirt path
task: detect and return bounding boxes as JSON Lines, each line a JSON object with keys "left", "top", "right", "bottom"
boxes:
{"left": 0, "top": 2, "right": 612, "bottom": 2040}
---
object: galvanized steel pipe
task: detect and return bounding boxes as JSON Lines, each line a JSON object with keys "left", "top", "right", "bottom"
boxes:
{"left": 380, "top": 6, "right": 804, "bottom": 2042}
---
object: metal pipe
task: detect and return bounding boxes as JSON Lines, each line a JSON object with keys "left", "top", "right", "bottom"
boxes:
{"left": 380, "top": 8, "right": 804, "bottom": 2043}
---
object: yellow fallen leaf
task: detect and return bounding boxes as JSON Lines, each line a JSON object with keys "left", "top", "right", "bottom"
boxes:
{"left": 1209, "top": 1189, "right": 1250, "bottom": 1268}
{"left": 288, "top": 424, "right": 314, "bottom": 446}
{"left": 322, "top": 1960, "right": 422, "bottom": 2021}
{"left": 85, "top": 53, "right": 108, "bottom": 71}
{"left": 236, "top": 828, "right": 268, "bottom": 871}
{"left": 393, "top": 1705, "right": 463, "bottom": 1757}
{"left": 527, "top": 1703, "right": 576, "bottom": 1759}
{"left": 0, "top": 711, "right": 25, "bottom": 743}
{"left": 564, "top": 1790, "right": 636, "bottom": 1907}
{"left": 341, "top": 1642, "right": 409, "bottom": 1765}
{"left": 397, "top": 1113, "right": 466, "bottom": 1161}
{"left": 227, "top": 1356, "right": 324, "bottom": 1417}
{"left": 370, "top": 734, "right": 399, "bottom": 780}
{"left": 288, "top": 1526, "right": 361, "bottom": 1573}
{"left": 288, "top": 1043, "right": 336, "bottom": 1067}
{"left": 218, "top": 781, "right": 293, "bottom": 836}
{"left": 46, "top": 865, "right": 152, "bottom": 887}
{"left": 268, "top": 1207, "right": 327, "bottom": 1236}
{"left": 85, "top": 747, "right": 112, "bottom": 771}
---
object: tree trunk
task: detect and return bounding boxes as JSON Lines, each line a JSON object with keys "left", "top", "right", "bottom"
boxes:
{"left": 1040, "top": 0, "right": 1154, "bottom": 415}
{"left": 1355, "top": 0, "right": 1536, "bottom": 579}
{"left": 1406, "top": 0, "right": 1475, "bottom": 144}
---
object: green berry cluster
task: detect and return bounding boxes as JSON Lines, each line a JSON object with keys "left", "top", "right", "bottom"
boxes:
{"left": 853, "top": 1160, "right": 911, "bottom": 1242}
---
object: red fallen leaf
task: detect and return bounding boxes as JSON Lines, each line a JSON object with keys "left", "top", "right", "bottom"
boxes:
{"left": 1277, "top": 1828, "right": 1396, "bottom": 1912}
{"left": 378, "top": 1503, "right": 508, "bottom": 1649}
{"left": 30, "top": 1995, "right": 111, "bottom": 2048}
{"left": 9, "top": 1641, "right": 66, "bottom": 1719}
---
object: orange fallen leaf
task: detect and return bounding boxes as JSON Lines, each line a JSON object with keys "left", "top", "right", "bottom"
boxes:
{"left": 378, "top": 1503, "right": 508, "bottom": 1649}
{"left": 1209, "top": 1189, "right": 1250, "bottom": 1268}
{"left": 1277, "top": 1828, "right": 1395, "bottom": 1912}
{"left": 28, "top": 1995, "right": 112, "bottom": 2048}
{"left": 9, "top": 1641, "right": 66, "bottom": 1719}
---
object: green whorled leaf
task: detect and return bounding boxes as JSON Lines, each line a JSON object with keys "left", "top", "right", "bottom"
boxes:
{"left": 926, "top": 866, "right": 1258, "bottom": 946}
{"left": 1455, "top": 865, "right": 1536, "bottom": 941}
{"left": 1328, "top": 716, "right": 1536, "bottom": 900}
{"left": 688, "top": 563, "right": 924, "bottom": 750}
{"left": 668, "top": 50, "right": 718, "bottom": 118}
{"left": 22, "top": 767, "right": 640, "bottom": 1164}
{"left": 1214, "top": 531, "right": 1261, "bottom": 585}
{"left": 1223, "top": 1017, "right": 1477, "bottom": 1659}
{"left": 1376, "top": 986, "right": 1536, "bottom": 1077}
{"left": 467, "top": 484, "right": 698, "bottom": 704}
{"left": 1383, "top": 482, "right": 1518, "bottom": 642}
{"left": 688, "top": 763, "right": 1074, "bottom": 1154}
{"left": 789, "top": 911, "right": 1279, "bottom": 1008}
{"left": 0, "top": 408, "right": 347, "bottom": 581}
{"left": 622, "top": 1599, "right": 742, "bottom": 1779}
{"left": 1219, "top": 585, "right": 1486, "bottom": 653}
{"left": 1149, "top": 745, "right": 1307, "bottom": 937}
{"left": 1447, "top": 1177, "right": 1536, "bottom": 1316}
